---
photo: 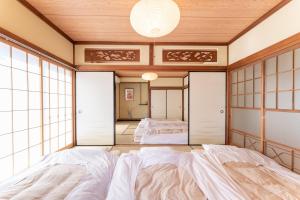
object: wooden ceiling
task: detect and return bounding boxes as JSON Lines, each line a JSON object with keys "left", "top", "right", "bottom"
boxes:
{"left": 24, "top": 0, "right": 284, "bottom": 43}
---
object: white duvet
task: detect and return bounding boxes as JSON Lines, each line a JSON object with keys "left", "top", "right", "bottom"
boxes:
{"left": 0, "top": 149, "right": 118, "bottom": 200}
{"left": 192, "top": 145, "right": 300, "bottom": 200}
{"left": 106, "top": 147, "right": 248, "bottom": 200}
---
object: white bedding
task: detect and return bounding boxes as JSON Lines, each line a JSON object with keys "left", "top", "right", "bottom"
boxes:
{"left": 0, "top": 149, "right": 118, "bottom": 200}
{"left": 106, "top": 147, "right": 248, "bottom": 200}
{"left": 134, "top": 118, "right": 188, "bottom": 144}
{"left": 140, "top": 132, "right": 188, "bottom": 144}
{"left": 192, "top": 145, "right": 300, "bottom": 200}
{"left": 202, "top": 144, "right": 300, "bottom": 183}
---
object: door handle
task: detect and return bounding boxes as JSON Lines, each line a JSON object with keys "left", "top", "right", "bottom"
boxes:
{"left": 220, "top": 109, "right": 224, "bottom": 114}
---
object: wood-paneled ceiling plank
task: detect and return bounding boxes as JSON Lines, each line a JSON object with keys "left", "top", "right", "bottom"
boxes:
{"left": 24, "top": 0, "right": 285, "bottom": 43}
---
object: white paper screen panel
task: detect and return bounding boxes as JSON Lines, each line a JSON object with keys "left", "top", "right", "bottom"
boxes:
{"left": 231, "top": 108, "right": 260, "bottom": 135}
{"left": 295, "top": 151, "right": 300, "bottom": 174}
{"left": 294, "top": 49, "right": 300, "bottom": 110}
{"left": 151, "top": 90, "right": 167, "bottom": 119}
{"left": 184, "top": 88, "right": 188, "bottom": 121}
{"left": 189, "top": 72, "right": 225, "bottom": 144}
{"left": 265, "top": 111, "right": 300, "bottom": 148}
{"left": 231, "top": 131, "right": 244, "bottom": 147}
{"left": 245, "top": 136, "right": 261, "bottom": 152}
{"left": 184, "top": 76, "right": 188, "bottom": 86}
{"left": 166, "top": 90, "right": 182, "bottom": 120}
{"left": 76, "top": 72, "right": 114, "bottom": 145}
{"left": 265, "top": 143, "right": 293, "bottom": 169}
{"left": 295, "top": 48, "right": 300, "bottom": 68}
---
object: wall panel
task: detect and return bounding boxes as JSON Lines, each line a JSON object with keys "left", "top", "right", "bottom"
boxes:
{"left": 231, "top": 108, "right": 260, "bottom": 136}
{"left": 229, "top": 44, "right": 300, "bottom": 174}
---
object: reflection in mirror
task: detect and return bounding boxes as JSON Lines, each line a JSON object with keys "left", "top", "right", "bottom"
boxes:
{"left": 115, "top": 71, "right": 188, "bottom": 145}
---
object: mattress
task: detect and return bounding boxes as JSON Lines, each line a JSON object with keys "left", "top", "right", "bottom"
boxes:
{"left": 0, "top": 149, "right": 118, "bottom": 200}
{"left": 140, "top": 132, "right": 188, "bottom": 144}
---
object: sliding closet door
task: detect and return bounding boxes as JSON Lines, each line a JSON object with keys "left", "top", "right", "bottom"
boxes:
{"left": 151, "top": 90, "right": 166, "bottom": 119}
{"left": 76, "top": 72, "right": 114, "bottom": 145}
{"left": 189, "top": 72, "right": 226, "bottom": 144}
{"left": 167, "top": 90, "right": 182, "bottom": 120}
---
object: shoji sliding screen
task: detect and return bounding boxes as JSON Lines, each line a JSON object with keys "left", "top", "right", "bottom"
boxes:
{"left": 42, "top": 61, "right": 73, "bottom": 154}
{"left": 229, "top": 47, "right": 300, "bottom": 174}
{"left": 0, "top": 40, "right": 74, "bottom": 181}
{"left": 76, "top": 72, "right": 115, "bottom": 145}
{"left": 230, "top": 63, "right": 262, "bottom": 150}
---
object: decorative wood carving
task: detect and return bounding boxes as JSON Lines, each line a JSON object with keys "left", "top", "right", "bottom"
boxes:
{"left": 162, "top": 49, "right": 217, "bottom": 63}
{"left": 85, "top": 48, "right": 140, "bottom": 63}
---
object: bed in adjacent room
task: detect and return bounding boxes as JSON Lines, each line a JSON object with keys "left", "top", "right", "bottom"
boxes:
{"left": 192, "top": 145, "right": 300, "bottom": 200}
{"left": 0, "top": 149, "right": 118, "bottom": 200}
{"left": 134, "top": 118, "right": 188, "bottom": 144}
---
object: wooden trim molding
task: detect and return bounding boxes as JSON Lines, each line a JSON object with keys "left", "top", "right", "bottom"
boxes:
{"left": 228, "top": 32, "right": 300, "bottom": 70}
{"left": 77, "top": 65, "right": 227, "bottom": 72}
{"left": 0, "top": 27, "right": 75, "bottom": 69}
{"left": 228, "top": 0, "right": 292, "bottom": 44}
{"left": 162, "top": 49, "right": 217, "bottom": 63}
{"left": 17, "top": 0, "right": 74, "bottom": 43}
{"left": 85, "top": 48, "right": 140, "bottom": 63}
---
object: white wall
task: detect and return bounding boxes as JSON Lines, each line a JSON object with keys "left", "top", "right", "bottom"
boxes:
{"left": 0, "top": 0, "right": 73, "bottom": 63}
{"left": 229, "top": 0, "right": 300, "bottom": 64}
{"left": 150, "top": 78, "right": 183, "bottom": 87}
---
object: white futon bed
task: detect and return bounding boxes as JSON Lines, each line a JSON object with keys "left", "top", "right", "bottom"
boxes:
{"left": 134, "top": 118, "right": 188, "bottom": 144}
{"left": 192, "top": 145, "right": 300, "bottom": 200}
{"left": 0, "top": 149, "right": 118, "bottom": 200}
{"left": 106, "top": 147, "right": 248, "bottom": 200}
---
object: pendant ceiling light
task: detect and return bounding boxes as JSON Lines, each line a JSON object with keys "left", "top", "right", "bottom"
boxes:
{"left": 130, "top": 0, "right": 180, "bottom": 38}
{"left": 142, "top": 72, "right": 158, "bottom": 81}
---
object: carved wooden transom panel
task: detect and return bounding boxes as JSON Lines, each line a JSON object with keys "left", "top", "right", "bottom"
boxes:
{"left": 85, "top": 48, "right": 140, "bottom": 63}
{"left": 162, "top": 49, "right": 217, "bottom": 63}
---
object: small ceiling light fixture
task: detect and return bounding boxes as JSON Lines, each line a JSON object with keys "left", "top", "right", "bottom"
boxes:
{"left": 142, "top": 72, "right": 158, "bottom": 81}
{"left": 130, "top": 0, "right": 180, "bottom": 38}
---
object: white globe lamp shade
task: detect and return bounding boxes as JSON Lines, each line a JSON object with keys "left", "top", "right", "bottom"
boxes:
{"left": 130, "top": 0, "right": 180, "bottom": 38}
{"left": 142, "top": 72, "right": 158, "bottom": 81}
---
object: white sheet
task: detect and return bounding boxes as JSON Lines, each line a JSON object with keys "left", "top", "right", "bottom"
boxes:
{"left": 140, "top": 132, "right": 188, "bottom": 144}
{"left": 107, "top": 147, "right": 247, "bottom": 200}
{"left": 0, "top": 149, "right": 118, "bottom": 200}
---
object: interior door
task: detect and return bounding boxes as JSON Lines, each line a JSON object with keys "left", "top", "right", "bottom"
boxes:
{"left": 151, "top": 90, "right": 166, "bottom": 119}
{"left": 189, "top": 72, "right": 226, "bottom": 144}
{"left": 167, "top": 90, "right": 182, "bottom": 120}
{"left": 76, "top": 72, "right": 114, "bottom": 145}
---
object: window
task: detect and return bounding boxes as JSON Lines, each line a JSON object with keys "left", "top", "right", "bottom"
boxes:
{"left": 0, "top": 40, "right": 73, "bottom": 182}
{"left": 231, "top": 63, "right": 262, "bottom": 109}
